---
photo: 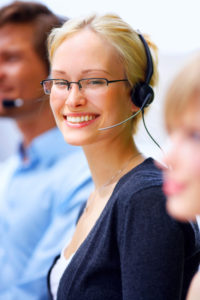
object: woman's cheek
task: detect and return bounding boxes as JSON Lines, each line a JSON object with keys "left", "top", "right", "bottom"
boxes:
{"left": 49, "top": 98, "right": 62, "bottom": 129}
{"left": 192, "top": 158, "right": 200, "bottom": 177}
{"left": 187, "top": 145, "right": 200, "bottom": 176}
{"left": 50, "top": 93, "right": 61, "bottom": 116}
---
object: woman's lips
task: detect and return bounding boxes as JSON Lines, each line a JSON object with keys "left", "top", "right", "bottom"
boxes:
{"left": 163, "top": 179, "right": 186, "bottom": 196}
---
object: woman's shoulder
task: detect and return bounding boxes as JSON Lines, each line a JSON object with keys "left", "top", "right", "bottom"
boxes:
{"left": 113, "top": 157, "right": 163, "bottom": 205}
{"left": 111, "top": 158, "right": 200, "bottom": 260}
{"left": 121, "top": 157, "right": 162, "bottom": 186}
{"left": 110, "top": 157, "right": 167, "bottom": 231}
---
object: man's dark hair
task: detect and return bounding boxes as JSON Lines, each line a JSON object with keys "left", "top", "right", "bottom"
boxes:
{"left": 0, "top": 1, "right": 67, "bottom": 72}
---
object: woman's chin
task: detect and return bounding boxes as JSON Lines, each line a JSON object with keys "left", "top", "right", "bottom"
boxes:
{"left": 166, "top": 196, "right": 197, "bottom": 222}
{"left": 63, "top": 136, "right": 83, "bottom": 146}
{"left": 62, "top": 133, "right": 95, "bottom": 147}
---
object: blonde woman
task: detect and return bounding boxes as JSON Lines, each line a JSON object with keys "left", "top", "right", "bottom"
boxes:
{"left": 41, "top": 14, "right": 200, "bottom": 299}
{"left": 162, "top": 54, "right": 200, "bottom": 300}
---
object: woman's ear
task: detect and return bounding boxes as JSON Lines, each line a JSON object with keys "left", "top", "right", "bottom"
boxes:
{"left": 126, "top": 86, "right": 140, "bottom": 112}
{"left": 130, "top": 100, "right": 140, "bottom": 113}
{"left": 129, "top": 93, "right": 140, "bottom": 113}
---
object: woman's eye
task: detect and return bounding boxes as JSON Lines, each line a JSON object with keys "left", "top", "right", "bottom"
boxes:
{"left": 55, "top": 81, "right": 68, "bottom": 87}
{"left": 88, "top": 79, "right": 105, "bottom": 85}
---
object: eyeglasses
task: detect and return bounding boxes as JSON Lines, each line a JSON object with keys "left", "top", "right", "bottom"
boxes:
{"left": 40, "top": 78, "right": 128, "bottom": 96}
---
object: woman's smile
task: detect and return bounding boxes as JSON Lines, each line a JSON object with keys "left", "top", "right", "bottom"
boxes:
{"left": 63, "top": 112, "right": 99, "bottom": 128}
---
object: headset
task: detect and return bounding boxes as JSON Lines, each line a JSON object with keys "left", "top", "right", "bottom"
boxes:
{"left": 99, "top": 31, "right": 161, "bottom": 150}
{"left": 130, "top": 32, "right": 154, "bottom": 109}
{"left": 132, "top": 32, "right": 161, "bottom": 150}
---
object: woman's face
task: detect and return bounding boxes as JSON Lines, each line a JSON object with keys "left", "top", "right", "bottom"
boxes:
{"left": 162, "top": 96, "right": 200, "bottom": 221}
{"left": 50, "top": 29, "right": 135, "bottom": 146}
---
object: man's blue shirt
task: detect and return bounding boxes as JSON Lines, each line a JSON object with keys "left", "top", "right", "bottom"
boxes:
{"left": 0, "top": 127, "right": 93, "bottom": 299}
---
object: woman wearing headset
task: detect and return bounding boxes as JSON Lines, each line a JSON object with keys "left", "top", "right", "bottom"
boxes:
{"left": 41, "top": 14, "right": 200, "bottom": 300}
{"left": 162, "top": 54, "right": 200, "bottom": 300}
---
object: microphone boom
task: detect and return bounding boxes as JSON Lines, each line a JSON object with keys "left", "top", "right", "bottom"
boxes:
{"left": 98, "top": 109, "right": 141, "bottom": 131}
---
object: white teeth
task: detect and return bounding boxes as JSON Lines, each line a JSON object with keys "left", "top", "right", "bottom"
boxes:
{"left": 67, "top": 115, "right": 94, "bottom": 123}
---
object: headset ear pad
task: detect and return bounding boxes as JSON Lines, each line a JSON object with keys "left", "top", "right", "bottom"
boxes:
{"left": 131, "top": 82, "right": 154, "bottom": 108}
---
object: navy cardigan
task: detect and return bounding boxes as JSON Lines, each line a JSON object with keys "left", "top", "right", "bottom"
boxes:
{"left": 48, "top": 158, "right": 200, "bottom": 300}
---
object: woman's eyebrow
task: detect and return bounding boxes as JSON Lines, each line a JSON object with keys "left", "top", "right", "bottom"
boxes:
{"left": 82, "top": 69, "right": 111, "bottom": 75}
{"left": 51, "top": 70, "right": 67, "bottom": 76}
{"left": 51, "top": 68, "right": 112, "bottom": 78}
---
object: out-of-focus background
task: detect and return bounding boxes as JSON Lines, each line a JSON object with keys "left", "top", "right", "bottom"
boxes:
{"left": 0, "top": 0, "right": 200, "bottom": 161}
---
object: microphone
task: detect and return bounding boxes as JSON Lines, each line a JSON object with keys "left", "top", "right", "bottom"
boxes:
{"left": 2, "top": 98, "right": 24, "bottom": 108}
{"left": 2, "top": 96, "right": 48, "bottom": 109}
{"left": 98, "top": 109, "right": 141, "bottom": 131}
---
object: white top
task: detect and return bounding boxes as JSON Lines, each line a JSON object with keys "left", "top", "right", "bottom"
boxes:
{"left": 50, "top": 246, "right": 75, "bottom": 300}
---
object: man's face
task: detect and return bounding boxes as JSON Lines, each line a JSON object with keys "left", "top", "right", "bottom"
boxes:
{"left": 0, "top": 23, "right": 48, "bottom": 119}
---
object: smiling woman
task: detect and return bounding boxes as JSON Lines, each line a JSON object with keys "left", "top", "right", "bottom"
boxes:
{"left": 41, "top": 13, "right": 200, "bottom": 300}
{"left": 48, "top": 27, "right": 137, "bottom": 146}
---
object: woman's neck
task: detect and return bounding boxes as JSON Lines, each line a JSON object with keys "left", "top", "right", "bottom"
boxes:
{"left": 83, "top": 137, "right": 144, "bottom": 189}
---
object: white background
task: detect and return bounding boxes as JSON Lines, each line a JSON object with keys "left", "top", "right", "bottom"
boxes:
{"left": 0, "top": 0, "right": 200, "bottom": 160}
{"left": 1, "top": 0, "right": 200, "bottom": 54}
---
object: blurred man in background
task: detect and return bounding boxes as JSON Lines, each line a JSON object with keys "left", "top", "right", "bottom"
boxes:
{"left": 0, "top": 1, "right": 92, "bottom": 299}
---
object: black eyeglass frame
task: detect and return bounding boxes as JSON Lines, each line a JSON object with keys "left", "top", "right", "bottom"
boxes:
{"left": 40, "top": 78, "right": 128, "bottom": 94}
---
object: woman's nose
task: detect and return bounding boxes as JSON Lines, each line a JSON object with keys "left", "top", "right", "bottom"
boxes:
{"left": 65, "top": 83, "right": 86, "bottom": 107}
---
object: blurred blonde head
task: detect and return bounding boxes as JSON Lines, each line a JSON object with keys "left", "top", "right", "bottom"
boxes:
{"left": 165, "top": 53, "right": 200, "bottom": 132}
{"left": 162, "top": 53, "right": 200, "bottom": 222}
{"left": 48, "top": 13, "right": 158, "bottom": 133}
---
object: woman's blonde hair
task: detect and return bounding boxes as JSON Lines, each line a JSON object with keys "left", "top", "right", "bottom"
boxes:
{"left": 48, "top": 13, "right": 158, "bottom": 133}
{"left": 164, "top": 53, "right": 200, "bottom": 132}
